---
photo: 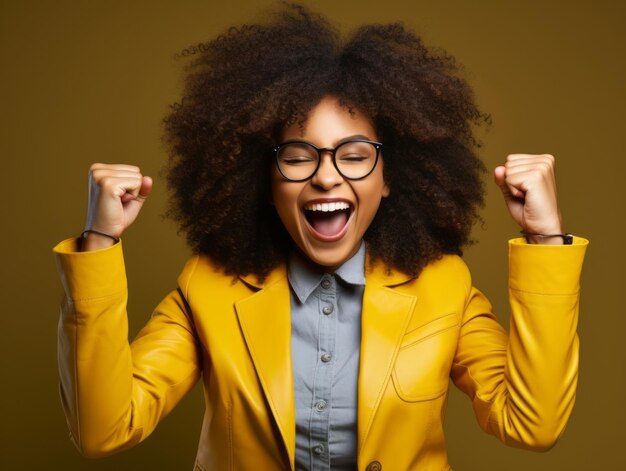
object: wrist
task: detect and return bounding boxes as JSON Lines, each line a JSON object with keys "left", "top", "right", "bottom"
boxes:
{"left": 520, "top": 230, "right": 573, "bottom": 245}
{"left": 80, "top": 229, "right": 119, "bottom": 251}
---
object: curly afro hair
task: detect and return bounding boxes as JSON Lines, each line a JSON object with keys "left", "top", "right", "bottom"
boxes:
{"left": 164, "top": 2, "right": 488, "bottom": 281}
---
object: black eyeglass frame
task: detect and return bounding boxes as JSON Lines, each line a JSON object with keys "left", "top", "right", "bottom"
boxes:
{"left": 272, "top": 139, "right": 383, "bottom": 182}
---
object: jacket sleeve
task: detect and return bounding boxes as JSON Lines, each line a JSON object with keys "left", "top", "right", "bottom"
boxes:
{"left": 54, "top": 238, "right": 202, "bottom": 458}
{"left": 450, "top": 236, "right": 588, "bottom": 451}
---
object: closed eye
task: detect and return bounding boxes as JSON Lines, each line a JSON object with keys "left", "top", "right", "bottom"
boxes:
{"left": 339, "top": 155, "right": 369, "bottom": 163}
{"left": 281, "top": 156, "right": 316, "bottom": 165}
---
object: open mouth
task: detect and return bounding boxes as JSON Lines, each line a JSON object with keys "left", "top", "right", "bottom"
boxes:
{"left": 303, "top": 201, "right": 353, "bottom": 241}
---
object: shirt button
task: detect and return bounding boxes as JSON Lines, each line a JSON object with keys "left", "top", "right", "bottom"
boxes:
{"left": 321, "top": 353, "right": 332, "bottom": 362}
{"left": 322, "top": 305, "right": 334, "bottom": 315}
{"left": 315, "top": 400, "right": 327, "bottom": 412}
{"left": 366, "top": 461, "right": 382, "bottom": 471}
{"left": 313, "top": 444, "right": 324, "bottom": 455}
{"left": 321, "top": 279, "right": 331, "bottom": 289}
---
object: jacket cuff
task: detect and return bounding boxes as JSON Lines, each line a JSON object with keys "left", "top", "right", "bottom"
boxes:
{"left": 508, "top": 236, "right": 588, "bottom": 295}
{"left": 53, "top": 237, "right": 127, "bottom": 302}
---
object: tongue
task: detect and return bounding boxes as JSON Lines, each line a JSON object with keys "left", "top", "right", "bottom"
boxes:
{"left": 307, "top": 210, "right": 349, "bottom": 236}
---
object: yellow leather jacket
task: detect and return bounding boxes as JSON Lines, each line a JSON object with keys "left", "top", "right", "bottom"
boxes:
{"left": 54, "top": 237, "right": 587, "bottom": 470}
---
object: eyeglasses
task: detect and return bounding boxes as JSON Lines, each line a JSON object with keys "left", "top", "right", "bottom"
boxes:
{"left": 273, "top": 139, "right": 383, "bottom": 182}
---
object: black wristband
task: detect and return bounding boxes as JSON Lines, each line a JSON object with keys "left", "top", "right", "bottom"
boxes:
{"left": 81, "top": 229, "right": 120, "bottom": 244}
{"left": 520, "top": 231, "right": 573, "bottom": 245}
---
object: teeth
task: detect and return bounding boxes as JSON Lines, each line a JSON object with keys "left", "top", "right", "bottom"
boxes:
{"left": 304, "top": 201, "right": 350, "bottom": 212}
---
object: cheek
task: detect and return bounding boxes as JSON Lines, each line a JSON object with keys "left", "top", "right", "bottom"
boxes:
{"left": 357, "top": 175, "right": 388, "bottom": 213}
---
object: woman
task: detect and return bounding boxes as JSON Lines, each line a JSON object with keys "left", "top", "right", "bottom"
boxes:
{"left": 54, "top": 4, "right": 588, "bottom": 470}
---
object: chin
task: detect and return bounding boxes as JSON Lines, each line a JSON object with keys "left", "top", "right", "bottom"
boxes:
{"left": 298, "top": 240, "right": 358, "bottom": 271}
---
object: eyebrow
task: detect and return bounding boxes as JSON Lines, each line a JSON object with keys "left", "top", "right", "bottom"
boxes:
{"left": 279, "top": 134, "right": 377, "bottom": 147}
{"left": 336, "top": 134, "right": 374, "bottom": 145}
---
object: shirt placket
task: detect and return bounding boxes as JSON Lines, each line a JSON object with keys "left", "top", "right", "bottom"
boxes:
{"left": 309, "top": 274, "right": 337, "bottom": 470}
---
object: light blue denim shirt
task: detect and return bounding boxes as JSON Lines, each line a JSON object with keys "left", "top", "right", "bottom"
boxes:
{"left": 288, "top": 242, "right": 365, "bottom": 471}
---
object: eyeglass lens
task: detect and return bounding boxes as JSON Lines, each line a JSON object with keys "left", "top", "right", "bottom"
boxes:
{"left": 276, "top": 140, "right": 378, "bottom": 181}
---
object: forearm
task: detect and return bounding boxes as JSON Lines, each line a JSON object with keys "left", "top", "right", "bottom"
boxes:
{"left": 55, "top": 238, "right": 202, "bottom": 458}
{"left": 493, "top": 237, "right": 587, "bottom": 448}
{"left": 55, "top": 238, "right": 141, "bottom": 456}
{"left": 492, "top": 289, "right": 579, "bottom": 449}
{"left": 453, "top": 237, "right": 588, "bottom": 450}
{"left": 58, "top": 290, "right": 142, "bottom": 456}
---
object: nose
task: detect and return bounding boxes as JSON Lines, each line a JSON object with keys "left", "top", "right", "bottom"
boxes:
{"left": 311, "top": 152, "right": 343, "bottom": 190}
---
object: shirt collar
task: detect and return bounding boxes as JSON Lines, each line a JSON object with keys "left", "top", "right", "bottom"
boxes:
{"left": 287, "top": 241, "right": 366, "bottom": 304}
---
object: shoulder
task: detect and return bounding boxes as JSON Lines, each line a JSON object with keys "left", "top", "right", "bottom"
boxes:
{"left": 176, "top": 254, "right": 288, "bottom": 302}
{"left": 177, "top": 254, "right": 238, "bottom": 299}
{"left": 421, "top": 254, "right": 471, "bottom": 282}
{"left": 369, "top": 253, "right": 471, "bottom": 291}
{"left": 410, "top": 254, "right": 472, "bottom": 299}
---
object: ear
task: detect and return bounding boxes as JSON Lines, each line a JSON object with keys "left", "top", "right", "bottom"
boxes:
{"left": 382, "top": 180, "right": 390, "bottom": 198}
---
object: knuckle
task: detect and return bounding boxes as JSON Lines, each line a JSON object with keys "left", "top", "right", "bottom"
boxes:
{"left": 100, "top": 177, "right": 116, "bottom": 191}
{"left": 88, "top": 163, "right": 103, "bottom": 176}
{"left": 535, "top": 155, "right": 555, "bottom": 169}
{"left": 90, "top": 171, "right": 104, "bottom": 183}
{"left": 539, "top": 161, "right": 552, "bottom": 173}
{"left": 92, "top": 170, "right": 109, "bottom": 184}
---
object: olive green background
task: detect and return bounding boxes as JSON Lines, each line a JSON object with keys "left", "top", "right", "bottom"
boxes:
{"left": 1, "top": 0, "right": 623, "bottom": 469}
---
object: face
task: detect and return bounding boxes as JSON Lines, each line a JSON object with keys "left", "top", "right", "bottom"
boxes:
{"left": 271, "top": 96, "right": 390, "bottom": 270}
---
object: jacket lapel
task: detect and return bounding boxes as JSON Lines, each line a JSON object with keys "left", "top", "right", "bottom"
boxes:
{"left": 233, "top": 258, "right": 417, "bottom": 465}
{"left": 235, "top": 269, "right": 295, "bottom": 470}
{"left": 357, "top": 260, "right": 416, "bottom": 453}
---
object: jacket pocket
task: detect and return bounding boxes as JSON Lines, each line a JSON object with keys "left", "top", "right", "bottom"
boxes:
{"left": 392, "top": 312, "right": 460, "bottom": 402}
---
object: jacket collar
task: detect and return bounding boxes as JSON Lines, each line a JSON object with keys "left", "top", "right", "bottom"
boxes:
{"left": 239, "top": 263, "right": 287, "bottom": 290}
{"left": 239, "top": 246, "right": 415, "bottom": 290}
{"left": 364, "top": 252, "right": 416, "bottom": 287}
